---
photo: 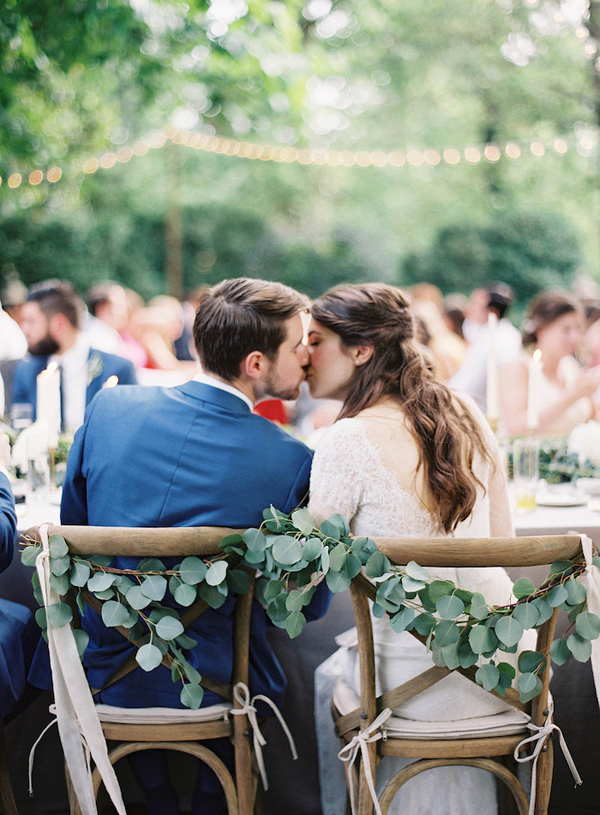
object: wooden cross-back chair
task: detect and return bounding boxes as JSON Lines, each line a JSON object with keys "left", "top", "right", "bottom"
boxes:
{"left": 333, "top": 533, "right": 585, "bottom": 815}
{"left": 41, "top": 523, "right": 263, "bottom": 815}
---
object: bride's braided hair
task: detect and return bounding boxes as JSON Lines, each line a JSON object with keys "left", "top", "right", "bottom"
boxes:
{"left": 311, "top": 283, "right": 492, "bottom": 533}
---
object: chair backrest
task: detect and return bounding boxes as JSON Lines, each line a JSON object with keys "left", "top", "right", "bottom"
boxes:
{"left": 346, "top": 533, "right": 584, "bottom": 732}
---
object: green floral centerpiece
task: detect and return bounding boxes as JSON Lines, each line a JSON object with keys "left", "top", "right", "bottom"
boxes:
{"left": 22, "top": 507, "right": 600, "bottom": 710}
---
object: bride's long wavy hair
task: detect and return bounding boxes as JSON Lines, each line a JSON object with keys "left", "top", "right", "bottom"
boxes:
{"left": 311, "top": 283, "right": 492, "bottom": 533}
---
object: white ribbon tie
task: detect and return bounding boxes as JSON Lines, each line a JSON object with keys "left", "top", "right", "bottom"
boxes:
{"left": 337, "top": 708, "right": 393, "bottom": 815}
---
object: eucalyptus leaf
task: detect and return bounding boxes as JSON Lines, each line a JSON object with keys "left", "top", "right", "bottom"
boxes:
{"left": 328, "top": 542, "right": 348, "bottom": 572}
{"left": 342, "top": 553, "right": 362, "bottom": 579}
{"left": 243, "top": 529, "right": 267, "bottom": 554}
{"left": 47, "top": 602, "right": 73, "bottom": 628}
{"left": 156, "top": 616, "right": 185, "bottom": 641}
{"left": 433, "top": 641, "right": 461, "bottom": 670}
{"left": 175, "top": 633, "right": 197, "bottom": 650}
{"left": 72, "top": 628, "right": 89, "bottom": 658}
{"left": 405, "top": 561, "right": 430, "bottom": 581}
{"left": 517, "top": 650, "right": 545, "bottom": 674}
{"left": 94, "top": 588, "right": 116, "bottom": 601}
{"left": 291, "top": 508, "right": 315, "bottom": 537}
{"left": 227, "top": 569, "right": 251, "bottom": 595}
{"left": 320, "top": 514, "right": 349, "bottom": 539}
{"left": 183, "top": 661, "right": 202, "bottom": 684}
{"left": 87, "top": 572, "right": 116, "bottom": 593}
{"left": 547, "top": 584, "right": 569, "bottom": 607}
{"left": 532, "top": 597, "right": 554, "bottom": 625}
{"left": 575, "top": 611, "right": 600, "bottom": 640}
{"left": 49, "top": 535, "right": 69, "bottom": 558}
{"left": 567, "top": 633, "right": 593, "bottom": 662}
{"left": 469, "top": 593, "right": 488, "bottom": 620}
{"left": 264, "top": 579, "right": 284, "bottom": 601}
{"left": 434, "top": 620, "right": 460, "bottom": 647}
{"left": 326, "top": 570, "right": 352, "bottom": 593}
{"left": 303, "top": 537, "right": 323, "bottom": 561}
{"left": 126, "top": 585, "right": 152, "bottom": 610}
{"left": 173, "top": 582, "right": 197, "bottom": 607}
{"left": 179, "top": 556, "right": 208, "bottom": 585}
{"left": 101, "top": 600, "right": 130, "bottom": 628}
{"left": 413, "top": 614, "right": 436, "bottom": 636}
{"left": 205, "top": 561, "right": 228, "bottom": 587}
{"left": 35, "top": 607, "right": 47, "bottom": 630}
{"left": 372, "top": 602, "right": 387, "bottom": 618}
{"left": 180, "top": 682, "right": 204, "bottom": 710}
{"left": 402, "top": 576, "right": 426, "bottom": 593}
{"left": 427, "top": 580, "right": 455, "bottom": 603}
{"left": 390, "top": 606, "right": 415, "bottom": 633}
{"left": 198, "top": 583, "right": 228, "bottom": 608}
{"left": 320, "top": 547, "right": 330, "bottom": 575}
{"left": 137, "top": 558, "right": 166, "bottom": 572}
{"left": 220, "top": 533, "right": 244, "bottom": 551}
{"left": 518, "top": 672, "right": 543, "bottom": 703}
{"left": 436, "top": 594, "right": 465, "bottom": 620}
{"left": 476, "top": 663, "right": 500, "bottom": 692}
{"left": 49, "top": 572, "right": 71, "bottom": 596}
{"left": 550, "top": 638, "right": 571, "bottom": 666}
{"left": 21, "top": 544, "right": 42, "bottom": 567}
{"left": 351, "top": 537, "right": 378, "bottom": 564}
{"left": 286, "top": 590, "right": 305, "bottom": 612}
{"left": 512, "top": 577, "right": 536, "bottom": 600}
{"left": 140, "top": 575, "right": 168, "bottom": 601}
{"left": 272, "top": 537, "right": 302, "bottom": 567}
{"left": 50, "top": 555, "right": 71, "bottom": 576}
{"left": 494, "top": 616, "right": 524, "bottom": 648}
{"left": 285, "top": 610, "right": 307, "bottom": 639}
{"left": 70, "top": 561, "right": 92, "bottom": 587}
{"left": 512, "top": 602, "right": 540, "bottom": 629}
{"left": 136, "top": 643, "right": 164, "bottom": 672}
{"left": 458, "top": 643, "right": 479, "bottom": 668}
{"left": 469, "top": 624, "right": 498, "bottom": 654}
{"left": 549, "top": 560, "right": 573, "bottom": 578}
{"left": 565, "top": 579, "right": 587, "bottom": 606}
{"left": 365, "top": 552, "right": 390, "bottom": 578}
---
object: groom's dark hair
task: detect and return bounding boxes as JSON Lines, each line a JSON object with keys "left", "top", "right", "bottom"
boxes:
{"left": 194, "top": 278, "right": 307, "bottom": 380}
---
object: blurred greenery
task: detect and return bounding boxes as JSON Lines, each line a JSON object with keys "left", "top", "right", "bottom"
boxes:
{"left": 1, "top": 0, "right": 599, "bottom": 303}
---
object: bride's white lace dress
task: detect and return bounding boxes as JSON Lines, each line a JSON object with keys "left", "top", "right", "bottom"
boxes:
{"left": 309, "top": 398, "right": 533, "bottom": 815}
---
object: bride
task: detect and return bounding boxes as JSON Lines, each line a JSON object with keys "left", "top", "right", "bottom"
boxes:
{"left": 306, "top": 283, "right": 533, "bottom": 815}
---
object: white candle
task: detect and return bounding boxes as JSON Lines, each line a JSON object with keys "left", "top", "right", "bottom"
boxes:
{"left": 36, "top": 362, "right": 61, "bottom": 448}
{"left": 527, "top": 349, "right": 543, "bottom": 432}
{"left": 486, "top": 312, "right": 499, "bottom": 422}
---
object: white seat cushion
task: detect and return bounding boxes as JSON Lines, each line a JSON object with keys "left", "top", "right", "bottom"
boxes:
{"left": 94, "top": 702, "right": 232, "bottom": 725}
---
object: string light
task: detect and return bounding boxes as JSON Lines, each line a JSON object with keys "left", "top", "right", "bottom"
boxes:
{"left": 1, "top": 124, "right": 593, "bottom": 192}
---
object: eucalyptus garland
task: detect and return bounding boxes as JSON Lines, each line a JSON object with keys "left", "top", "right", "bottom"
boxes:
{"left": 21, "top": 506, "right": 600, "bottom": 710}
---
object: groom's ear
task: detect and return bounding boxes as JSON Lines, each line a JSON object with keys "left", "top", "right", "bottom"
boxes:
{"left": 351, "top": 345, "right": 374, "bottom": 367}
{"left": 242, "top": 350, "right": 266, "bottom": 380}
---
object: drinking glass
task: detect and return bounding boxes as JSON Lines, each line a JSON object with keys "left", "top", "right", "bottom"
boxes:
{"left": 10, "top": 403, "right": 33, "bottom": 432}
{"left": 513, "top": 438, "right": 540, "bottom": 513}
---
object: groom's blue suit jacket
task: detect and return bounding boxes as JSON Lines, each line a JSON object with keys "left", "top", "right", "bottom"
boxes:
{"left": 30, "top": 381, "right": 329, "bottom": 708}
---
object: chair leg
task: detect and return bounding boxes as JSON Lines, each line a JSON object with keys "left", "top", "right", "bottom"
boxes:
{"left": 0, "top": 721, "right": 18, "bottom": 815}
{"left": 534, "top": 737, "right": 554, "bottom": 815}
{"left": 233, "top": 714, "right": 254, "bottom": 815}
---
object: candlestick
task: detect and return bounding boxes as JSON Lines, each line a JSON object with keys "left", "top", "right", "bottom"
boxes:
{"left": 486, "top": 312, "right": 499, "bottom": 423}
{"left": 527, "top": 349, "right": 543, "bottom": 433}
{"left": 36, "top": 362, "right": 61, "bottom": 448}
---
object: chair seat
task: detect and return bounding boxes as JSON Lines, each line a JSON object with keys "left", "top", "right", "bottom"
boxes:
{"left": 95, "top": 702, "right": 232, "bottom": 725}
{"left": 333, "top": 680, "right": 531, "bottom": 740}
{"left": 94, "top": 702, "right": 233, "bottom": 741}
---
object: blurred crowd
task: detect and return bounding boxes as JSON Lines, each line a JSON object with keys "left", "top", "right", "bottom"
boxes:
{"left": 1, "top": 274, "right": 600, "bottom": 442}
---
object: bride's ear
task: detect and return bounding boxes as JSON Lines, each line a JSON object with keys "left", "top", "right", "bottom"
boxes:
{"left": 351, "top": 345, "right": 374, "bottom": 367}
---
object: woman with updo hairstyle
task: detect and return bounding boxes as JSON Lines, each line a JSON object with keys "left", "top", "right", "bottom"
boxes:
{"left": 306, "top": 283, "right": 534, "bottom": 815}
{"left": 500, "top": 289, "right": 600, "bottom": 437}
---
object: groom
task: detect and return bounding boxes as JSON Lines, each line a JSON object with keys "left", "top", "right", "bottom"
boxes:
{"left": 31, "top": 277, "right": 329, "bottom": 815}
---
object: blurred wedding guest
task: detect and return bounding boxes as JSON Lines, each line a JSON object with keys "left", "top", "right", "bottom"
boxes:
{"left": 580, "top": 301, "right": 600, "bottom": 368}
{"left": 409, "top": 287, "right": 465, "bottom": 380}
{"left": 0, "top": 277, "right": 30, "bottom": 414}
{"left": 500, "top": 290, "right": 600, "bottom": 436}
{"left": 0, "top": 273, "right": 28, "bottom": 330}
{"left": 449, "top": 282, "right": 521, "bottom": 410}
{"left": 85, "top": 281, "right": 148, "bottom": 368}
{"left": 11, "top": 280, "right": 138, "bottom": 432}
{"left": 133, "top": 295, "right": 198, "bottom": 374}
{"left": 442, "top": 293, "right": 468, "bottom": 341}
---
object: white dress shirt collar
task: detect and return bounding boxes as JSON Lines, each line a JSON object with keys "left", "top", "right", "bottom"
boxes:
{"left": 194, "top": 372, "right": 254, "bottom": 412}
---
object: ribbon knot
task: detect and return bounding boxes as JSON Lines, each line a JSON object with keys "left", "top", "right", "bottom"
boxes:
{"left": 230, "top": 681, "right": 298, "bottom": 790}
{"left": 514, "top": 701, "right": 582, "bottom": 815}
{"left": 337, "top": 708, "right": 393, "bottom": 815}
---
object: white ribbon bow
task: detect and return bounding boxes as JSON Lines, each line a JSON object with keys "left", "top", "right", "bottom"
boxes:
{"left": 34, "top": 524, "right": 127, "bottom": 815}
{"left": 337, "top": 708, "right": 393, "bottom": 815}
{"left": 230, "top": 681, "right": 298, "bottom": 790}
{"left": 514, "top": 701, "right": 581, "bottom": 815}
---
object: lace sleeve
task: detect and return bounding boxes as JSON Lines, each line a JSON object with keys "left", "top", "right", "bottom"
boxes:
{"left": 308, "top": 419, "right": 364, "bottom": 525}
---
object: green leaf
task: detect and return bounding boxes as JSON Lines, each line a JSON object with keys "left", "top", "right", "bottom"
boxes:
{"left": 176, "top": 633, "right": 197, "bottom": 650}
{"left": 198, "top": 582, "right": 228, "bottom": 608}
{"left": 320, "top": 547, "right": 330, "bottom": 574}
{"left": 140, "top": 575, "right": 168, "bottom": 600}
{"left": 180, "top": 682, "right": 204, "bottom": 710}
{"left": 183, "top": 661, "right": 201, "bottom": 684}
{"left": 497, "top": 662, "right": 516, "bottom": 684}
{"left": 205, "top": 561, "right": 228, "bottom": 587}
{"left": 50, "top": 555, "right": 71, "bottom": 577}
{"left": 365, "top": 552, "right": 390, "bottom": 578}
{"left": 291, "top": 508, "right": 315, "bottom": 536}
{"left": 532, "top": 597, "right": 554, "bottom": 625}
{"left": 50, "top": 572, "right": 71, "bottom": 596}
{"left": 95, "top": 588, "right": 115, "bottom": 601}
{"left": 469, "top": 593, "right": 488, "bottom": 620}
{"left": 458, "top": 643, "right": 479, "bottom": 668}
{"left": 243, "top": 529, "right": 267, "bottom": 554}
{"left": 401, "top": 575, "right": 426, "bottom": 593}
{"left": 264, "top": 579, "right": 283, "bottom": 601}
{"left": 49, "top": 535, "right": 69, "bottom": 558}
{"left": 567, "top": 633, "right": 593, "bottom": 662}
{"left": 512, "top": 603, "right": 540, "bottom": 629}
{"left": 329, "top": 542, "right": 348, "bottom": 572}
{"left": 342, "top": 553, "right": 362, "bottom": 579}
{"left": 550, "top": 638, "right": 571, "bottom": 666}
{"left": 137, "top": 558, "right": 166, "bottom": 572}
{"left": 512, "top": 577, "right": 536, "bottom": 599}
{"left": 21, "top": 544, "right": 42, "bottom": 566}
{"left": 227, "top": 569, "right": 251, "bottom": 595}
{"left": 126, "top": 585, "right": 152, "bottom": 610}
{"left": 285, "top": 610, "right": 307, "bottom": 639}
{"left": 351, "top": 537, "right": 378, "bottom": 564}
{"left": 390, "top": 606, "right": 415, "bottom": 633}
{"left": 427, "top": 580, "right": 455, "bottom": 603}
{"left": 179, "top": 556, "right": 208, "bottom": 585}
{"left": 518, "top": 672, "right": 543, "bottom": 703}
{"left": 87, "top": 572, "right": 116, "bottom": 593}
{"left": 88, "top": 556, "right": 113, "bottom": 568}
{"left": 220, "top": 533, "right": 244, "bottom": 552}
{"left": 173, "top": 582, "right": 197, "bottom": 607}
{"left": 136, "top": 643, "right": 164, "bottom": 672}
{"left": 476, "top": 663, "right": 500, "bottom": 692}
{"left": 271, "top": 537, "right": 302, "bottom": 567}
{"left": 47, "top": 602, "right": 73, "bottom": 628}
{"left": 494, "top": 616, "right": 524, "bottom": 648}
{"left": 413, "top": 614, "right": 436, "bottom": 636}
{"left": 303, "top": 537, "right": 323, "bottom": 561}
{"left": 325, "top": 570, "right": 352, "bottom": 593}
{"left": 565, "top": 579, "right": 587, "bottom": 606}
{"left": 436, "top": 594, "right": 465, "bottom": 620}
{"left": 35, "top": 607, "right": 47, "bottom": 630}
{"left": 101, "top": 600, "right": 130, "bottom": 628}
{"left": 547, "top": 584, "right": 569, "bottom": 607}
{"left": 156, "top": 616, "right": 185, "bottom": 640}
{"left": 575, "top": 612, "right": 600, "bottom": 641}
{"left": 517, "top": 650, "right": 545, "bottom": 674}
{"left": 70, "top": 561, "right": 92, "bottom": 587}
{"left": 286, "top": 590, "right": 304, "bottom": 612}
{"left": 320, "top": 514, "right": 349, "bottom": 539}
{"left": 433, "top": 641, "right": 461, "bottom": 670}
{"left": 405, "top": 561, "right": 430, "bottom": 581}
{"left": 469, "top": 624, "right": 498, "bottom": 654}
{"left": 549, "top": 560, "right": 573, "bottom": 578}
{"left": 434, "top": 620, "right": 460, "bottom": 647}
{"left": 72, "top": 628, "right": 89, "bottom": 658}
